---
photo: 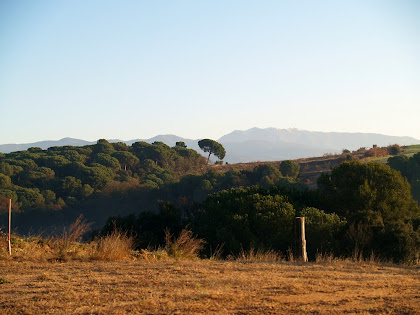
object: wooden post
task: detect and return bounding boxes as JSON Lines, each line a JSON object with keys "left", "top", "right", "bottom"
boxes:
{"left": 8, "top": 198, "right": 12, "bottom": 255}
{"left": 295, "top": 217, "right": 308, "bottom": 262}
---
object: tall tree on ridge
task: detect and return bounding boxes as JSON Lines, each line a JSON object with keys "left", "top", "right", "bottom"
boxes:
{"left": 198, "top": 139, "right": 226, "bottom": 164}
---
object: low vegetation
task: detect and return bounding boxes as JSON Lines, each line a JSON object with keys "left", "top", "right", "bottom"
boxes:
{"left": 0, "top": 218, "right": 206, "bottom": 262}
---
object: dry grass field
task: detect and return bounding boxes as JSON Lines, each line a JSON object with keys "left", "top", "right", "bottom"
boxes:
{"left": 1, "top": 259, "right": 419, "bottom": 314}
{"left": 0, "top": 221, "right": 419, "bottom": 314}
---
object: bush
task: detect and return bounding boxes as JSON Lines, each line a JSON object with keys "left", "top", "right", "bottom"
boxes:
{"left": 388, "top": 144, "right": 402, "bottom": 155}
{"left": 318, "top": 161, "right": 420, "bottom": 262}
{"left": 300, "top": 207, "right": 346, "bottom": 258}
{"left": 198, "top": 186, "right": 296, "bottom": 256}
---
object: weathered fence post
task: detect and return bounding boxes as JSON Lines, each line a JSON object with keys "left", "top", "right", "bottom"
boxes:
{"left": 8, "top": 198, "right": 12, "bottom": 255}
{"left": 295, "top": 217, "right": 308, "bottom": 262}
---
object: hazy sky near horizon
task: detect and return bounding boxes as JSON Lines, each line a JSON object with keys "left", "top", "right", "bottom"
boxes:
{"left": 0, "top": 0, "right": 419, "bottom": 144}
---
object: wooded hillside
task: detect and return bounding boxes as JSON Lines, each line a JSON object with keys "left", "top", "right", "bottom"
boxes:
{"left": 0, "top": 141, "right": 419, "bottom": 262}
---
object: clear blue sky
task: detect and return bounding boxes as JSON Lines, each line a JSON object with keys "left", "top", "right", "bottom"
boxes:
{"left": 1, "top": 0, "right": 419, "bottom": 144}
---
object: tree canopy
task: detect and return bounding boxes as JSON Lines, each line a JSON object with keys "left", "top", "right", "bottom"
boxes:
{"left": 318, "top": 161, "right": 417, "bottom": 224}
{"left": 0, "top": 140, "right": 207, "bottom": 211}
{"left": 388, "top": 152, "right": 420, "bottom": 202}
{"left": 279, "top": 160, "right": 300, "bottom": 178}
{"left": 198, "top": 139, "right": 226, "bottom": 163}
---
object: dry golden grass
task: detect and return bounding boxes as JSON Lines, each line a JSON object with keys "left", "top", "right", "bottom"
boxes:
{"left": 89, "top": 230, "right": 135, "bottom": 261}
{"left": 0, "top": 230, "right": 135, "bottom": 262}
{"left": 0, "top": 259, "right": 418, "bottom": 314}
{"left": 1, "top": 229, "right": 419, "bottom": 314}
{"left": 0, "top": 227, "right": 204, "bottom": 263}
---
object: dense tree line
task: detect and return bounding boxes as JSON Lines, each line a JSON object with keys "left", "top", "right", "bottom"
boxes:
{"left": 388, "top": 152, "right": 420, "bottom": 201}
{"left": 0, "top": 139, "right": 207, "bottom": 211}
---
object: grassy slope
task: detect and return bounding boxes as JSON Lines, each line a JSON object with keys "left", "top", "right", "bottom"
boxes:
{"left": 404, "top": 144, "right": 420, "bottom": 157}
{"left": 0, "top": 260, "right": 419, "bottom": 314}
{"left": 367, "top": 144, "right": 420, "bottom": 164}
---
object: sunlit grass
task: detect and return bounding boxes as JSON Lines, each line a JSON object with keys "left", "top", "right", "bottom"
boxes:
{"left": 404, "top": 144, "right": 420, "bottom": 154}
{"left": 0, "top": 259, "right": 418, "bottom": 314}
{"left": 364, "top": 144, "right": 420, "bottom": 164}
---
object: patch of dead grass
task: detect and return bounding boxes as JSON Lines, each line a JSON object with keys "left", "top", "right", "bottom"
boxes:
{"left": 0, "top": 259, "right": 418, "bottom": 314}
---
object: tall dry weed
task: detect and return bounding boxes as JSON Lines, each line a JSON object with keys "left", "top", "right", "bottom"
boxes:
{"left": 237, "top": 246, "right": 284, "bottom": 262}
{"left": 350, "top": 247, "right": 384, "bottom": 264}
{"left": 164, "top": 229, "right": 205, "bottom": 260}
{"left": 62, "top": 215, "right": 93, "bottom": 243}
{"left": 0, "top": 228, "right": 9, "bottom": 260}
{"left": 315, "top": 252, "right": 336, "bottom": 263}
{"left": 209, "top": 244, "right": 224, "bottom": 260}
{"left": 90, "top": 230, "right": 134, "bottom": 261}
{"left": 286, "top": 248, "right": 294, "bottom": 262}
{"left": 52, "top": 215, "right": 92, "bottom": 261}
{"left": 314, "top": 250, "right": 386, "bottom": 266}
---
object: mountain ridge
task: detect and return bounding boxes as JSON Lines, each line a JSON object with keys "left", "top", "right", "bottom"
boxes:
{"left": 1, "top": 128, "right": 418, "bottom": 163}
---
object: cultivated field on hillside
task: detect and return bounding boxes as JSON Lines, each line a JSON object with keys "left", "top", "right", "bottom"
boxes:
{"left": 404, "top": 144, "right": 420, "bottom": 156}
{"left": 1, "top": 259, "right": 419, "bottom": 314}
{"left": 366, "top": 144, "right": 420, "bottom": 164}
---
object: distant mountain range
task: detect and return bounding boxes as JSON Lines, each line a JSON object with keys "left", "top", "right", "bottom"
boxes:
{"left": 1, "top": 128, "right": 418, "bottom": 163}
{"left": 219, "top": 128, "right": 419, "bottom": 162}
